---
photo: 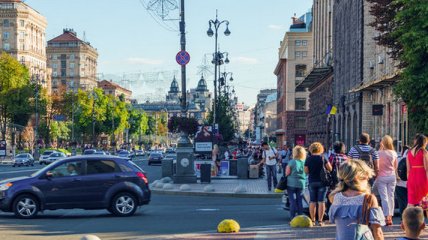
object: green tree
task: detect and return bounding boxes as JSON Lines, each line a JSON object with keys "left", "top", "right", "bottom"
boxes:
{"left": 208, "top": 95, "right": 237, "bottom": 142}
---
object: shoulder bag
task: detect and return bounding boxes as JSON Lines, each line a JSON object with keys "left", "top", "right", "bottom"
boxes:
{"left": 354, "top": 194, "right": 375, "bottom": 240}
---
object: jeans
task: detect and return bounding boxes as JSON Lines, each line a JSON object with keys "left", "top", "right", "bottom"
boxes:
{"left": 287, "top": 186, "right": 303, "bottom": 218}
{"left": 308, "top": 182, "right": 327, "bottom": 203}
{"left": 395, "top": 186, "right": 408, "bottom": 217}
{"left": 375, "top": 175, "right": 397, "bottom": 216}
{"left": 266, "top": 165, "right": 278, "bottom": 190}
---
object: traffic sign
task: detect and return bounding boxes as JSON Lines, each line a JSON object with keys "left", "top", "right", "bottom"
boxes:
{"left": 53, "top": 115, "right": 67, "bottom": 121}
{"left": 176, "top": 50, "right": 190, "bottom": 66}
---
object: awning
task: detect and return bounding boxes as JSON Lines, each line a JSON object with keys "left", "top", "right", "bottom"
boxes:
{"left": 349, "top": 71, "right": 400, "bottom": 93}
{"left": 275, "top": 129, "right": 285, "bottom": 135}
{"left": 297, "top": 66, "right": 333, "bottom": 89}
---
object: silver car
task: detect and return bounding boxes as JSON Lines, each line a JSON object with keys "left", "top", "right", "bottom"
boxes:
{"left": 13, "top": 153, "right": 34, "bottom": 167}
{"left": 39, "top": 150, "right": 57, "bottom": 164}
{"left": 44, "top": 152, "right": 67, "bottom": 164}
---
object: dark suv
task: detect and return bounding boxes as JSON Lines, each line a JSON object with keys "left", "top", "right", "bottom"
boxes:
{"left": 0, "top": 156, "right": 150, "bottom": 218}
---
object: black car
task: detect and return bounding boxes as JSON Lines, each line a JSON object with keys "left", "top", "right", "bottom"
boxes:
{"left": 13, "top": 153, "right": 34, "bottom": 167}
{"left": 0, "top": 156, "right": 151, "bottom": 218}
{"left": 148, "top": 153, "right": 163, "bottom": 165}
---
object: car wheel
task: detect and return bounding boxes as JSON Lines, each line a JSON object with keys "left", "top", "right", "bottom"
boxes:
{"left": 13, "top": 194, "right": 39, "bottom": 219}
{"left": 110, "top": 192, "right": 137, "bottom": 217}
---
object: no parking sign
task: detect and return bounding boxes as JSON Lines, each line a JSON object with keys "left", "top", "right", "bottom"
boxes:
{"left": 176, "top": 50, "right": 190, "bottom": 66}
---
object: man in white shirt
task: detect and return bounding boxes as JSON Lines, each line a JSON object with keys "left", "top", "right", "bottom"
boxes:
{"left": 258, "top": 142, "right": 279, "bottom": 191}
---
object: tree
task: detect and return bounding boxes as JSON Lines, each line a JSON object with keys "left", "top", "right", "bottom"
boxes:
{"left": 368, "top": 0, "right": 428, "bottom": 133}
{"left": 208, "top": 95, "right": 237, "bottom": 142}
{"left": 0, "top": 53, "right": 30, "bottom": 139}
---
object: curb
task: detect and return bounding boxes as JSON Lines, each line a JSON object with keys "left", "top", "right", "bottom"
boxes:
{"left": 152, "top": 189, "right": 283, "bottom": 198}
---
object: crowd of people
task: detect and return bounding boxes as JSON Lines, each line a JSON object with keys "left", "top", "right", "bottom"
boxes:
{"left": 255, "top": 132, "right": 428, "bottom": 240}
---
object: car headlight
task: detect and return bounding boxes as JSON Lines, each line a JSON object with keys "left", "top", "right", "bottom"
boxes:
{"left": 0, "top": 183, "right": 13, "bottom": 191}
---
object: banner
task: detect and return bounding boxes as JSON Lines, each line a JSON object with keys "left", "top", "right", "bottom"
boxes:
{"left": 194, "top": 125, "right": 213, "bottom": 153}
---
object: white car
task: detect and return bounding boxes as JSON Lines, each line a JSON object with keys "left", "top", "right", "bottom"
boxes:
{"left": 39, "top": 150, "right": 58, "bottom": 164}
{"left": 43, "top": 152, "right": 67, "bottom": 165}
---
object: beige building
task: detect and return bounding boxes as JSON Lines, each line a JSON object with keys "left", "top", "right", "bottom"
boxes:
{"left": 47, "top": 29, "right": 98, "bottom": 95}
{"left": 236, "top": 103, "right": 252, "bottom": 136}
{"left": 98, "top": 80, "right": 132, "bottom": 102}
{"left": 274, "top": 12, "right": 313, "bottom": 146}
{"left": 0, "top": 0, "right": 50, "bottom": 92}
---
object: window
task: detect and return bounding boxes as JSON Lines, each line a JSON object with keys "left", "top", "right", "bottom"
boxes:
{"left": 295, "top": 98, "right": 306, "bottom": 110}
{"left": 61, "top": 60, "right": 66, "bottom": 68}
{"left": 3, "top": 19, "right": 9, "bottom": 27}
{"left": 87, "top": 160, "right": 118, "bottom": 174}
{"left": 3, "top": 43, "right": 10, "bottom": 51}
{"left": 295, "top": 51, "right": 301, "bottom": 58}
{"left": 20, "top": 20, "right": 24, "bottom": 27}
{"left": 61, "top": 69, "right": 66, "bottom": 77}
{"left": 52, "top": 63, "right": 58, "bottom": 69}
{"left": 3, "top": 31, "right": 9, "bottom": 39}
{"left": 295, "top": 40, "right": 301, "bottom": 46}
{"left": 69, "top": 63, "right": 75, "bottom": 68}
{"left": 295, "top": 117, "right": 307, "bottom": 129}
{"left": 302, "top": 40, "right": 308, "bottom": 46}
{"left": 69, "top": 54, "right": 75, "bottom": 60}
{"left": 69, "top": 71, "right": 74, "bottom": 77}
{"left": 295, "top": 65, "right": 307, "bottom": 77}
{"left": 20, "top": 31, "right": 25, "bottom": 39}
{"left": 48, "top": 161, "right": 83, "bottom": 178}
{"left": 302, "top": 51, "right": 308, "bottom": 57}
{"left": 119, "top": 163, "right": 133, "bottom": 172}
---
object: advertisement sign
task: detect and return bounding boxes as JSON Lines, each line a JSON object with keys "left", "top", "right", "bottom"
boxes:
{"left": 194, "top": 125, "right": 213, "bottom": 153}
{"left": 0, "top": 140, "right": 5, "bottom": 156}
{"left": 220, "top": 161, "right": 230, "bottom": 176}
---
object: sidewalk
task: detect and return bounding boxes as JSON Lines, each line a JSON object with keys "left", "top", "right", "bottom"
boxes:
{"left": 135, "top": 224, "right": 428, "bottom": 240}
{"left": 150, "top": 177, "right": 283, "bottom": 198}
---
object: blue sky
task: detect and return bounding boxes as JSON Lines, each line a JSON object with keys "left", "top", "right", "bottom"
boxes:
{"left": 27, "top": 0, "right": 312, "bottom": 105}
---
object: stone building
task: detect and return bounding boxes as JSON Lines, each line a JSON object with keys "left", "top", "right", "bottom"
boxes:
{"left": 98, "top": 80, "right": 132, "bottom": 102}
{"left": 254, "top": 89, "right": 276, "bottom": 143}
{"left": 333, "top": 0, "right": 405, "bottom": 149}
{"left": 0, "top": 0, "right": 50, "bottom": 92}
{"left": 274, "top": 11, "right": 313, "bottom": 147}
{"left": 47, "top": 28, "right": 98, "bottom": 95}
{"left": 298, "top": 0, "right": 334, "bottom": 148}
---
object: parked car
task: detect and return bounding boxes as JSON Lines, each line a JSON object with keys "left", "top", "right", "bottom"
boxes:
{"left": 39, "top": 150, "right": 57, "bottom": 164}
{"left": 117, "top": 150, "right": 131, "bottom": 159}
{"left": 0, "top": 156, "right": 151, "bottom": 218}
{"left": 165, "top": 148, "right": 176, "bottom": 154}
{"left": 43, "top": 152, "right": 67, "bottom": 165}
{"left": 83, "top": 149, "right": 97, "bottom": 155}
{"left": 134, "top": 150, "right": 145, "bottom": 157}
{"left": 148, "top": 152, "right": 163, "bottom": 165}
{"left": 13, "top": 154, "right": 34, "bottom": 167}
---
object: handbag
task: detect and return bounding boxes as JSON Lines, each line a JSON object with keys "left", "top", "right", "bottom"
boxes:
{"left": 354, "top": 194, "right": 375, "bottom": 240}
{"left": 320, "top": 156, "right": 333, "bottom": 187}
{"left": 276, "top": 176, "right": 287, "bottom": 191}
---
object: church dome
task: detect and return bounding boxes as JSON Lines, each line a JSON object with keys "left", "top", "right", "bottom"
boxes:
{"left": 196, "top": 75, "right": 208, "bottom": 92}
{"left": 169, "top": 76, "right": 179, "bottom": 93}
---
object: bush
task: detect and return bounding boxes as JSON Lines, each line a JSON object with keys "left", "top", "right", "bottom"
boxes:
{"left": 217, "top": 219, "right": 240, "bottom": 233}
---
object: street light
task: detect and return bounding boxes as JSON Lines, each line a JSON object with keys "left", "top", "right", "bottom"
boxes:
{"left": 31, "top": 74, "right": 45, "bottom": 160}
{"left": 207, "top": 10, "right": 230, "bottom": 127}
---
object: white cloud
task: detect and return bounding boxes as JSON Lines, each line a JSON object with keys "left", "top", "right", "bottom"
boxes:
{"left": 268, "top": 24, "right": 285, "bottom": 30}
{"left": 127, "top": 57, "right": 163, "bottom": 65}
{"left": 234, "top": 56, "right": 259, "bottom": 65}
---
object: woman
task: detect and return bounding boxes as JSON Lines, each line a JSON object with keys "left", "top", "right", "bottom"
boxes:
{"left": 304, "top": 142, "right": 332, "bottom": 226}
{"left": 329, "top": 159, "right": 385, "bottom": 240}
{"left": 285, "top": 146, "right": 307, "bottom": 219}
{"left": 212, "top": 144, "right": 220, "bottom": 176}
{"left": 328, "top": 141, "right": 349, "bottom": 187}
{"left": 375, "top": 135, "right": 398, "bottom": 226}
{"left": 407, "top": 134, "right": 428, "bottom": 207}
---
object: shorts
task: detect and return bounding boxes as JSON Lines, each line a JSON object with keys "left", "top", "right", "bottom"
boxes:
{"left": 309, "top": 182, "right": 327, "bottom": 203}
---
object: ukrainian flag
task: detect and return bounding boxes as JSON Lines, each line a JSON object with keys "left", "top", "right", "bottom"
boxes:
{"left": 326, "top": 105, "right": 337, "bottom": 115}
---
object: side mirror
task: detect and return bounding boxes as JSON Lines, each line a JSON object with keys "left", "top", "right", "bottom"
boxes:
{"left": 45, "top": 172, "right": 54, "bottom": 179}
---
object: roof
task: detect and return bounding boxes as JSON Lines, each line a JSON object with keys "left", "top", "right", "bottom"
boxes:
{"left": 98, "top": 80, "right": 132, "bottom": 95}
{"left": 48, "top": 30, "right": 83, "bottom": 43}
{"left": 297, "top": 66, "right": 333, "bottom": 89}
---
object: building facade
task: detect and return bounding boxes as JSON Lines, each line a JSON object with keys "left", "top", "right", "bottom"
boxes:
{"left": 47, "top": 29, "right": 98, "bottom": 95}
{"left": 0, "top": 0, "right": 49, "bottom": 91}
{"left": 274, "top": 11, "right": 313, "bottom": 147}
{"left": 333, "top": 0, "right": 405, "bottom": 149}
{"left": 98, "top": 80, "right": 132, "bottom": 102}
{"left": 254, "top": 89, "right": 276, "bottom": 143}
{"left": 298, "top": 0, "right": 334, "bottom": 148}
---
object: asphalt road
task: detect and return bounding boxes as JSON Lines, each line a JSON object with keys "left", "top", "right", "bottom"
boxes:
{"left": 0, "top": 157, "right": 286, "bottom": 240}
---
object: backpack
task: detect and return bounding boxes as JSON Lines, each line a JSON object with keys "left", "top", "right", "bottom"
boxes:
{"left": 354, "top": 145, "right": 374, "bottom": 169}
{"left": 397, "top": 157, "right": 407, "bottom": 181}
{"left": 320, "top": 156, "right": 333, "bottom": 187}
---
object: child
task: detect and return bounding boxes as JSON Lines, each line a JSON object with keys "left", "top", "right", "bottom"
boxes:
{"left": 398, "top": 207, "right": 425, "bottom": 240}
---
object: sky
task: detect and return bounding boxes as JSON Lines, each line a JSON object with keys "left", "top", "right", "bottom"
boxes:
{"left": 26, "top": 0, "right": 312, "bottom": 105}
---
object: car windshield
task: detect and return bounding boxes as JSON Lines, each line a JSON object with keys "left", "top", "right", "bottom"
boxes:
{"left": 150, "top": 153, "right": 161, "bottom": 157}
{"left": 30, "top": 164, "right": 52, "bottom": 177}
{"left": 15, "top": 154, "right": 27, "bottom": 158}
{"left": 43, "top": 151, "right": 54, "bottom": 156}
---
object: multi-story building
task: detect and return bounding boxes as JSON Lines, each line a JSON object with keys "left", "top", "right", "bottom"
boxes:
{"left": 263, "top": 93, "right": 277, "bottom": 141}
{"left": 298, "top": 0, "right": 334, "bottom": 148}
{"left": 333, "top": 0, "right": 405, "bottom": 149}
{"left": 274, "top": 11, "right": 313, "bottom": 147}
{"left": 47, "top": 28, "right": 98, "bottom": 95}
{"left": 254, "top": 89, "right": 276, "bottom": 143}
{"left": 98, "top": 80, "right": 132, "bottom": 102}
{"left": 236, "top": 103, "right": 253, "bottom": 138}
{"left": 0, "top": 0, "right": 49, "bottom": 91}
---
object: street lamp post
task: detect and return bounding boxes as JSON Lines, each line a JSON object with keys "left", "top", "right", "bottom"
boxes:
{"left": 219, "top": 71, "right": 233, "bottom": 96}
{"left": 207, "top": 11, "right": 230, "bottom": 126}
{"left": 31, "top": 74, "right": 44, "bottom": 160}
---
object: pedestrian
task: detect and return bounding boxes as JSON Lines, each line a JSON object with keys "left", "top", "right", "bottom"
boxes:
{"left": 397, "top": 207, "right": 425, "bottom": 240}
{"left": 258, "top": 142, "right": 279, "bottom": 191}
{"left": 375, "top": 135, "right": 398, "bottom": 226}
{"left": 304, "top": 142, "right": 332, "bottom": 226}
{"left": 348, "top": 133, "right": 379, "bottom": 185}
{"left": 328, "top": 141, "right": 349, "bottom": 187}
{"left": 281, "top": 145, "right": 292, "bottom": 174}
{"left": 329, "top": 159, "right": 385, "bottom": 240}
{"left": 212, "top": 144, "right": 220, "bottom": 176}
{"left": 407, "top": 134, "right": 428, "bottom": 207}
{"left": 285, "top": 146, "right": 307, "bottom": 220}
{"left": 396, "top": 145, "right": 409, "bottom": 217}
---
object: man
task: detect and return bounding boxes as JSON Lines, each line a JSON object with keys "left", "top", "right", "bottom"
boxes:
{"left": 397, "top": 207, "right": 425, "bottom": 240}
{"left": 348, "top": 133, "right": 379, "bottom": 184}
{"left": 258, "top": 142, "right": 279, "bottom": 191}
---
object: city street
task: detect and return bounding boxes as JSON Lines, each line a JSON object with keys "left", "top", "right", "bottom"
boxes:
{"left": 0, "top": 157, "right": 286, "bottom": 240}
